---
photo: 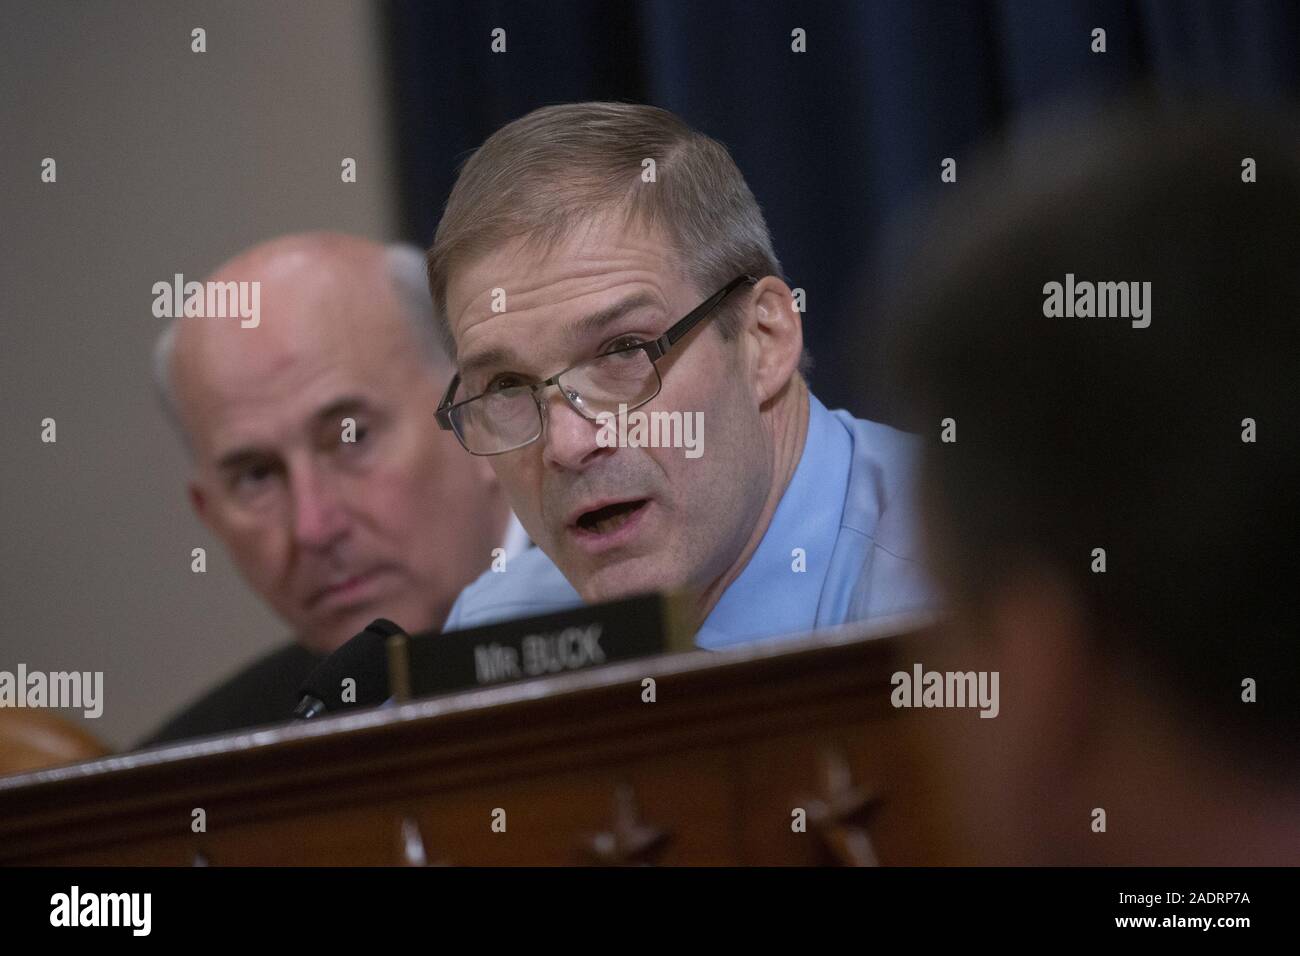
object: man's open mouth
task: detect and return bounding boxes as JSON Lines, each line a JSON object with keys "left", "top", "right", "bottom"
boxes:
{"left": 573, "top": 499, "right": 649, "bottom": 537}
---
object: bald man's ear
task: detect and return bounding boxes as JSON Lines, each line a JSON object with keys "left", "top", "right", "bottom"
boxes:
{"left": 188, "top": 480, "right": 216, "bottom": 531}
{"left": 742, "top": 277, "right": 803, "bottom": 406}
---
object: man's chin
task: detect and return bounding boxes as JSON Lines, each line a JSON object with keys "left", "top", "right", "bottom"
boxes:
{"left": 297, "top": 605, "right": 392, "bottom": 656}
{"left": 298, "top": 621, "right": 362, "bottom": 656}
{"left": 569, "top": 557, "right": 682, "bottom": 606}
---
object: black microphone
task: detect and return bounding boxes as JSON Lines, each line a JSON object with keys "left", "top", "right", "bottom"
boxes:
{"left": 293, "top": 618, "right": 406, "bottom": 719}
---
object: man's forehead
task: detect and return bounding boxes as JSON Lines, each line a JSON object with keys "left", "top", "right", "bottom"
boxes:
{"left": 175, "top": 300, "right": 425, "bottom": 455}
{"left": 204, "top": 389, "right": 379, "bottom": 465}
{"left": 178, "top": 251, "right": 422, "bottom": 375}
{"left": 446, "top": 225, "right": 694, "bottom": 367}
{"left": 189, "top": 346, "right": 432, "bottom": 467}
{"left": 179, "top": 303, "right": 365, "bottom": 397}
{"left": 449, "top": 216, "right": 685, "bottom": 314}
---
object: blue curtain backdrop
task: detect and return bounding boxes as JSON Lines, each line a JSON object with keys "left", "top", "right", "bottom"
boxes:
{"left": 384, "top": 0, "right": 1299, "bottom": 418}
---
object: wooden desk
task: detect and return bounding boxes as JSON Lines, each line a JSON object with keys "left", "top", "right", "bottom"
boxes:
{"left": 0, "top": 615, "right": 954, "bottom": 865}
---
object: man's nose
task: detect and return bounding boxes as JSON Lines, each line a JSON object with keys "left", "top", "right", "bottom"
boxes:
{"left": 540, "top": 389, "right": 613, "bottom": 471}
{"left": 288, "top": 462, "right": 350, "bottom": 551}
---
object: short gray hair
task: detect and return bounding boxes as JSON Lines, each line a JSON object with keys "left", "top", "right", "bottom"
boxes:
{"left": 152, "top": 242, "right": 448, "bottom": 451}
{"left": 426, "top": 102, "right": 786, "bottom": 359}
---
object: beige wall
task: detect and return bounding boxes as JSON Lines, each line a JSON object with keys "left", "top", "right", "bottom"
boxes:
{"left": 0, "top": 1, "right": 398, "bottom": 749}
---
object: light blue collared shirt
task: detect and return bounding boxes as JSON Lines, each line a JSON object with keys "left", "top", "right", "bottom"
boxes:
{"left": 443, "top": 394, "right": 936, "bottom": 646}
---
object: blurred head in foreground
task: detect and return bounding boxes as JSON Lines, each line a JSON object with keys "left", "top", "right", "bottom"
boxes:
{"left": 155, "top": 233, "right": 508, "bottom": 653}
{"left": 886, "top": 102, "right": 1300, "bottom": 864}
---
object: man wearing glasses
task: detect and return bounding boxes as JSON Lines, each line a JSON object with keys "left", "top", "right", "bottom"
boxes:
{"left": 427, "top": 102, "right": 934, "bottom": 647}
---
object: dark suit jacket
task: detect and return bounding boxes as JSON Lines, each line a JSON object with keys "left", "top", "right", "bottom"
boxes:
{"left": 139, "top": 642, "right": 324, "bottom": 747}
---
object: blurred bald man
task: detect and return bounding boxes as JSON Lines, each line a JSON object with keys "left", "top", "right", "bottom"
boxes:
{"left": 141, "top": 233, "right": 515, "bottom": 745}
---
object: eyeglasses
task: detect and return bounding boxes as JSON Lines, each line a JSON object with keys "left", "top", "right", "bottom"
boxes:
{"left": 436, "top": 274, "right": 758, "bottom": 455}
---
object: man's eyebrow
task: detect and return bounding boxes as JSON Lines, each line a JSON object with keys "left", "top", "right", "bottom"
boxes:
{"left": 312, "top": 395, "right": 373, "bottom": 428}
{"left": 459, "top": 346, "right": 517, "bottom": 380}
{"left": 213, "top": 397, "right": 375, "bottom": 470}
{"left": 568, "top": 292, "right": 661, "bottom": 342}
{"left": 215, "top": 446, "right": 273, "bottom": 473}
{"left": 458, "top": 293, "right": 661, "bottom": 381}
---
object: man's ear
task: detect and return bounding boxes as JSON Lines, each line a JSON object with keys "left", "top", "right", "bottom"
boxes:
{"left": 742, "top": 277, "right": 803, "bottom": 405}
{"left": 188, "top": 479, "right": 216, "bottom": 531}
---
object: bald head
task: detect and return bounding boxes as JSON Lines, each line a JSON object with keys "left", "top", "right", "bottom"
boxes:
{"left": 155, "top": 233, "right": 445, "bottom": 446}
{"left": 157, "top": 232, "right": 506, "bottom": 653}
